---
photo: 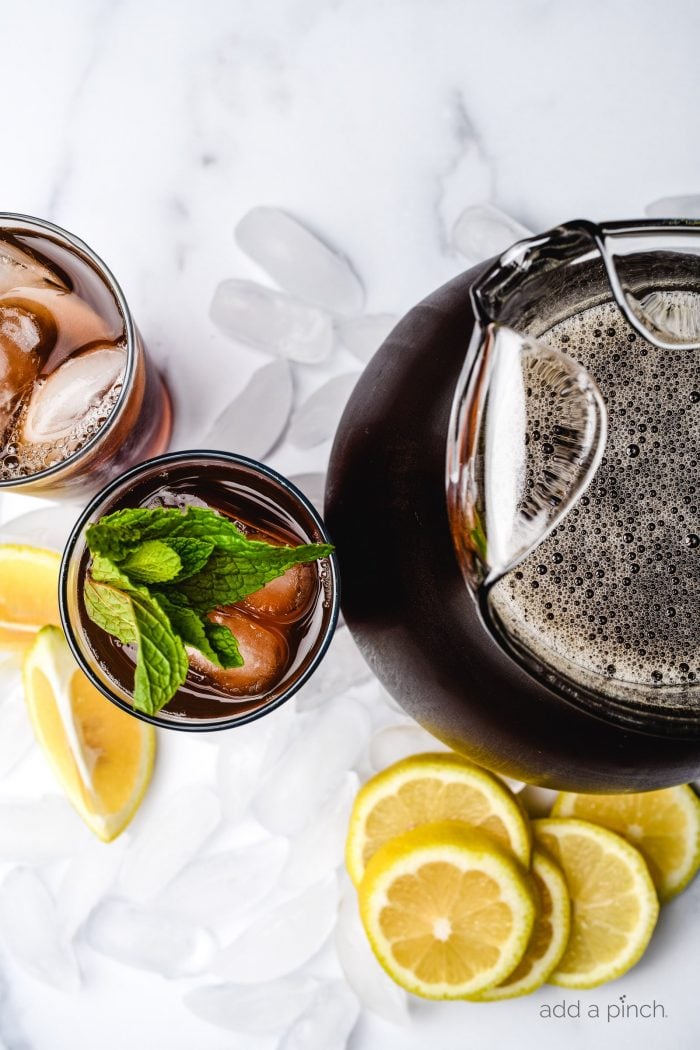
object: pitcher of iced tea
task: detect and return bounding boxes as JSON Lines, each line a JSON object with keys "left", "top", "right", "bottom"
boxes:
{"left": 326, "top": 219, "right": 700, "bottom": 791}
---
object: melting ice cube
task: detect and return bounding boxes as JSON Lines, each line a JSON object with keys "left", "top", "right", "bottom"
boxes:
{"left": 190, "top": 608, "right": 289, "bottom": 695}
{"left": 21, "top": 345, "right": 125, "bottom": 444}
{"left": 0, "top": 239, "right": 68, "bottom": 296}
{"left": 287, "top": 373, "right": 359, "bottom": 449}
{"left": 0, "top": 867, "right": 81, "bottom": 992}
{"left": 202, "top": 358, "right": 292, "bottom": 460}
{"left": 212, "top": 874, "right": 338, "bottom": 983}
{"left": 183, "top": 976, "right": 319, "bottom": 1035}
{"left": 235, "top": 207, "right": 364, "bottom": 315}
{"left": 645, "top": 194, "right": 700, "bottom": 219}
{"left": 210, "top": 278, "right": 333, "bottom": 363}
{"left": 0, "top": 302, "right": 51, "bottom": 433}
{"left": 451, "top": 204, "right": 532, "bottom": 264}
{"left": 85, "top": 898, "right": 215, "bottom": 977}
{"left": 279, "top": 981, "right": 360, "bottom": 1050}
{"left": 239, "top": 562, "right": 315, "bottom": 620}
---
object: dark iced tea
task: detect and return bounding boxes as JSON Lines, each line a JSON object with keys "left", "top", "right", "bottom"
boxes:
{"left": 60, "top": 452, "right": 338, "bottom": 729}
{"left": 0, "top": 215, "right": 171, "bottom": 495}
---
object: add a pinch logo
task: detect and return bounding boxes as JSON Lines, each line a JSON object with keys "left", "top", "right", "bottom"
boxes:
{"left": 539, "top": 995, "right": 668, "bottom": 1021}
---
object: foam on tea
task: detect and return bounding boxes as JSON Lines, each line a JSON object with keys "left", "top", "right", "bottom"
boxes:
{"left": 488, "top": 294, "right": 700, "bottom": 706}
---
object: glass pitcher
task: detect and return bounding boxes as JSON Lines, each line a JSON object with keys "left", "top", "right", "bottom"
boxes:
{"left": 326, "top": 218, "right": 700, "bottom": 791}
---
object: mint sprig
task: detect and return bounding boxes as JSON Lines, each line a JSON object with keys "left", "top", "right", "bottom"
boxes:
{"left": 83, "top": 505, "right": 333, "bottom": 715}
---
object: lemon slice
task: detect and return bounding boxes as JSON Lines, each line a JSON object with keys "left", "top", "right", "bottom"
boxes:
{"left": 358, "top": 821, "right": 536, "bottom": 999}
{"left": 0, "top": 543, "right": 60, "bottom": 651}
{"left": 474, "top": 848, "right": 571, "bottom": 1000}
{"left": 346, "top": 752, "right": 531, "bottom": 886}
{"left": 552, "top": 786, "right": 700, "bottom": 902}
{"left": 23, "top": 626, "right": 155, "bottom": 842}
{"left": 533, "top": 818, "right": 658, "bottom": 988}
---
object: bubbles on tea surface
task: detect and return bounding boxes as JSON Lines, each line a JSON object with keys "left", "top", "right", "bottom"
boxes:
{"left": 490, "top": 296, "right": 700, "bottom": 698}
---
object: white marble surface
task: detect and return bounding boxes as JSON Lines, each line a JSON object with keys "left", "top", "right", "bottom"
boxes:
{"left": 1, "top": 1, "right": 700, "bottom": 1048}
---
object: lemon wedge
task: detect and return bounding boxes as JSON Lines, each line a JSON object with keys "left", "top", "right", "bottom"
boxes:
{"left": 0, "top": 543, "right": 60, "bottom": 651}
{"left": 358, "top": 821, "right": 536, "bottom": 999}
{"left": 23, "top": 625, "right": 155, "bottom": 842}
{"left": 552, "top": 785, "right": 700, "bottom": 902}
{"left": 346, "top": 752, "right": 531, "bottom": 886}
{"left": 533, "top": 818, "right": 658, "bottom": 988}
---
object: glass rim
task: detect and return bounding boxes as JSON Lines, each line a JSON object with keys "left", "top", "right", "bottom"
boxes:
{"left": 0, "top": 211, "right": 137, "bottom": 490}
{"left": 58, "top": 449, "right": 340, "bottom": 731}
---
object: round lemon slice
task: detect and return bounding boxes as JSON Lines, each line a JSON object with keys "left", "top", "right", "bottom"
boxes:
{"left": 473, "top": 848, "right": 571, "bottom": 1000}
{"left": 23, "top": 625, "right": 155, "bottom": 842}
{"left": 552, "top": 785, "right": 700, "bottom": 902}
{"left": 346, "top": 752, "right": 531, "bottom": 886}
{"left": 533, "top": 818, "right": 658, "bottom": 989}
{"left": 0, "top": 543, "right": 60, "bottom": 651}
{"left": 358, "top": 821, "right": 536, "bottom": 999}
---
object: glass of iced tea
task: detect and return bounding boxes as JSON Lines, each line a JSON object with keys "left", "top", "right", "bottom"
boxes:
{"left": 0, "top": 213, "right": 171, "bottom": 496}
{"left": 59, "top": 451, "right": 339, "bottom": 729}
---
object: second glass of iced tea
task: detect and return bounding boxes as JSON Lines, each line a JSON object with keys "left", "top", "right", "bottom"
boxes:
{"left": 0, "top": 213, "right": 171, "bottom": 496}
{"left": 60, "top": 451, "right": 339, "bottom": 729}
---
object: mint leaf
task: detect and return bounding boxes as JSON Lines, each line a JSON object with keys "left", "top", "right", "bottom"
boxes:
{"left": 204, "top": 622, "right": 244, "bottom": 669}
{"left": 179, "top": 542, "right": 333, "bottom": 611}
{"left": 83, "top": 578, "right": 188, "bottom": 715}
{"left": 165, "top": 537, "right": 215, "bottom": 581}
{"left": 152, "top": 591, "right": 222, "bottom": 667}
{"left": 85, "top": 506, "right": 247, "bottom": 562}
{"left": 130, "top": 591, "right": 189, "bottom": 715}
{"left": 86, "top": 508, "right": 186, "bottom": 560}
{"left": 121, "top": 540, "right": 182, "bottom": 584}
{"left": 84, "top": 579, "right": 138, "bottom": 645}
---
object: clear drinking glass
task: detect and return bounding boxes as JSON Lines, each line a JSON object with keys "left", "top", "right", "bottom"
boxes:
{"left": 60, "top": 450, "right": 339, "bottom": 730}
{"left": 0, "top": 213, "right": 171, "bottom": 496}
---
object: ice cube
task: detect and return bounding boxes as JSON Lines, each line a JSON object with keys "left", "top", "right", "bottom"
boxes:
{"left": 201, "top": 358, "right": 292, "bottom": 460}
{"left": 279, "top": 981, "right": 360, "bottom": 1050}
{"left": 336, "top": 314, "right": 397, "bottom": 363}
{"left": 183, "top": 975, "right": 318, "bottom": 1035}
{"left": 335, "top": 886, "right": 409, "bottom": 1026}
{"left": 210, "top": 279, "right": 333, "bottom": 364}
{"left": 85, "top": 898, "right": 215, "bottom": 977}
{"left": 118, "top": 784, "right": 221, "bottom": 902}
{"left": 0, "top": 239, "right": 68, "bottom": 296}
{"left": 216, "top": 702, "right": 296, "bottom": 822}
{"left": 21, "top": 345, "right": 125, "bottom": 444}
{"left": 253, "top": 697, "right": 370, "bottom": 835}
{"left": 294, "top": 627, "right": 372, "bottom": 713}
{"left": 190, "top": 608, "right": 289, "bottom": 695}
{"left": 0, "top": 302, "right": 49, "bottom": 433}
{"left": 212, "top": 874, "right": 338, "bottom": 983}
{"left": 287, "top": 373, "right": 359, "bottom": 449}
{"left": 0, "top": 867, "right": 81, "bottom": 992}
{"left": 369, "top": 723, "right": 449, "bottom": 771}
{"left": 235, "top": 207, "right": 364, "bottom": 316}
{"left": 288, "top": 471, "right": 326, "bottom": 514}
{"left": 282, "top": 772, "right": 358, "bottom": 891}
{"left": 451, "top": 204, "right": 532, "bottom": 264}
{"left": 0, "top": 658, "right": 35, "bottom": 777}
{"left": 8, "top": 284, "right": 117, "bottom": 371}
{"left": 57, "top": 835, "right": 128, "bottom": 938}
{"left": 159, "top": 838, "right": 289, "bottom": 932}
{"left": 239, "top": 562, "right": 315, "bottom": 620}
{"left": 0, "top": 796, "right": 88, "bottom": 862}
{"left": 645, "top": 194, "right": 700, "bottom": 219}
